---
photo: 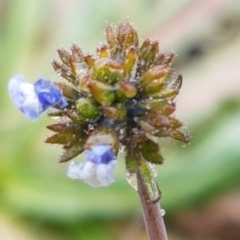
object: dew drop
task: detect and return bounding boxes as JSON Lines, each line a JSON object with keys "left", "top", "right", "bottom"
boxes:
{"left": 161, "top": 209, "right": 166, "bottom": 217}
{"left": 133, "top": 117, "right": 138, "bottom": 122}
{"left": 132, "top": 99, "right": 137, "bottom": 105}
{"left": 88, "top": 124, "right": 94, "bottom": 130}
{"left": 120, "top": 128, "right": 125, "bottom": 134}
{"left": 50, "top": 116, "right": 60, "bottom": 120}
{"left": 126, "top": 170, "right": 138, "bottom": 191}
{"left": 149, "top": 163, "right": 157, "bottom": 178}
{"left": 66, "top": 71, "right": 71, "bottom": 76}
{"left": 132, "top": 128, "right": 139, "bottom": 134}
{"left": 119, "top": 129, "right": 125, "bottom": 140}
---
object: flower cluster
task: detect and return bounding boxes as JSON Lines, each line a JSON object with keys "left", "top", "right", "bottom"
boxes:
{"left": 8, "top": 22, "right": 189, "bottom": 187}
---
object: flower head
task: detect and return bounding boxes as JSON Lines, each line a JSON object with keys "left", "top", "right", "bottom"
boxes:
{"left": 67, "top": 145, "right": 116, "bottom": 187}
{"left": 8, "top": 75, "right": 67, "bottom": 120}
{"left": 9, "top": 22, "right": 189, "bottom": 187}
{"left": 47, "top": 22, "right": 189, "bottom": 170}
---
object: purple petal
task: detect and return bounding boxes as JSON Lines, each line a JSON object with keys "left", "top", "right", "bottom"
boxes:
{"left": 34, "top": 78, "right": 68, "bottom": 111}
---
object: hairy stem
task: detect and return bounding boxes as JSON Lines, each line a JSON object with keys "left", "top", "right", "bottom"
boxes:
{"left": 136, "top": 170, "right": 168, "bottom": 240}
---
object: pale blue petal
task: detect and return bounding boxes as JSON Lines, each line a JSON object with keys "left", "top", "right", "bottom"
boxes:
{"left": 67, "top": 160, "right": 116, "bottom": 187}
{"left": 8, "top": 75, "right": 43, "bottom": 121}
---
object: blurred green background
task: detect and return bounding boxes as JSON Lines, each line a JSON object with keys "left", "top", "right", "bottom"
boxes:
{"left": 1, "top": 0, "right": 240, "bottom": 239}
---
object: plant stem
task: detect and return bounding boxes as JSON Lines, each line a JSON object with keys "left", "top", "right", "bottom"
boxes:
{"left": 136, "top": 170, "right": 168, "bottom": 240}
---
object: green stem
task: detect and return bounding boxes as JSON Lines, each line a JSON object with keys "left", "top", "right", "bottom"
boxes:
{"left": 136, "top": 170, "right": 168, "bottom": 240}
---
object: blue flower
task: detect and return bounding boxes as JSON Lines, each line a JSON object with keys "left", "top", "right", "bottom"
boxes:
{"left": 8, "top": 74, "right": 67, "bottom": 121}
{"left": 67, "top": 145, "right": 117, "bottom": 187}
{"left": 8, "top": 75, "right": 43, "bottom": 121}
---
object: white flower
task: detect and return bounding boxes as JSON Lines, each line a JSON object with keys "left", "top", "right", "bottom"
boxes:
{"left": 67, "top": 145, "right": 117, "bottom": 187}
{"left": 67, "top": 160, "right": 116, "bottom": 187}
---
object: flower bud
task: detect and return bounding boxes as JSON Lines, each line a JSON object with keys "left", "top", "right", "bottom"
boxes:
{"left": 124, "top": 46, "right": 137, "bottom": 77}
{"left": 117, "top": 81, "right": 137, "bottom": 98}
{"left": 102, "top": 105, "right": 127, "bottom": 120}
{"left": 75, "top": 97, "right": 99, "bottom": 119}
{"left": 97, "top": 44, "right": 110, "bottom": 58}
{"left": 93, "top": 58, "right": 123, "bottom": 84}
{"left": 140, "top": 99, "right": 175, "bottom": 115}
{"left": 116, "top": 21, "right": 139, "bottom": 53}
{"left": 137, "top": 39, "right": 159, "bottom": 74}
{"left": 106, "top": 24, "right": 117, "bottom": 56}
{"left": 140, "top": 65, "right": 170, "bottom": 90}
{"left": 88, "top": 80, "right": 115, "bottom": 106}
{"left": 157, "top": 88, "right": 179, "bottom": 99}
